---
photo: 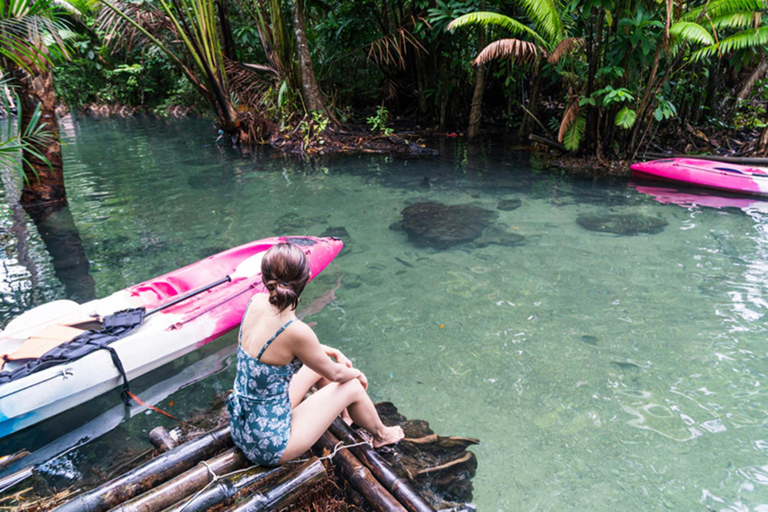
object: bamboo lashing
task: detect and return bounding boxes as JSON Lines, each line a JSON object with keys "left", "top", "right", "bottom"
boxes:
{"left": 107, "top": 447, "right": 249, "bottom": 512}
{"left": 52, "top": 426, "right": 232, "bottom": 512}
{"left": 313, "top": 431, "right": 407, "bottom": 512}
{"left": 328, "top": 419, "right": 436, "bottom": 512}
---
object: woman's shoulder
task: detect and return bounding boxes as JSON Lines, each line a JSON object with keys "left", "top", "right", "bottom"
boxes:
{"left": 284, "top": 319, "right": 318, "bottom": 344}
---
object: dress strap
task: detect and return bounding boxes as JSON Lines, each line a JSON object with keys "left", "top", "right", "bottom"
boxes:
{"left": 256, "top": 319, "right": 295, "bottom": 361}
{"left": 238, "top": 295, "right": 260, "bottom": 346}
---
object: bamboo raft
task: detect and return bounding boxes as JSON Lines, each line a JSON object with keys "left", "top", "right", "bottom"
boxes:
{"left": 1, "top": 402, "right": 478, "bottom": 512}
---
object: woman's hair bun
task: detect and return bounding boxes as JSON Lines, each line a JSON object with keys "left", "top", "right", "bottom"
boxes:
{"left": 261, "top": 243, "right": 310, "bottom": 312}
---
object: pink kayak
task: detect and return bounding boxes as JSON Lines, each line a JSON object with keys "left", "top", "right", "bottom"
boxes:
{"left": 631, "top": 158, "right": 768, "bottom": 196}
{"left": 0, "top": 236, "right": 343, "bottom": 437}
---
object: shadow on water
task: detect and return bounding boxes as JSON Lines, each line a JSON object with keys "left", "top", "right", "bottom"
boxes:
{"left": 23, "top": 203, "right": 96, "bottom": 303}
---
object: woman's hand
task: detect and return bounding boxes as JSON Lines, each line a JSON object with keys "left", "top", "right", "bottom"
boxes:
{"left": 356, "top": 371, "right": 369, "bottom": 390}
{"left": 322, "top": 345, "right": 353, "bottom": 368}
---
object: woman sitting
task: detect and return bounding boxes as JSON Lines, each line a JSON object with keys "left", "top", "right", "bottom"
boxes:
{"left": 227, "top": 242, "right": 404, "bottom": 466}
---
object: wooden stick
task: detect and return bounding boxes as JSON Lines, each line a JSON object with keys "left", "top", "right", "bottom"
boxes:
{"left": 163, "top": 465, "right": 284, "bottom": 512}
{"left": 328, "top": 419, "right": 436, "bottom": 512}
{"left": 108, "top": 447, "right": 248, "bottom": 512}
{"left": 529, "top": 134, "right": 567, "bottom": 152}
{"left": 314, "top": 431, "right": 407, "bottom": 512}
{"left": 222, "top": 459, "right": 326, "bottom": 512}
{"left": 641, "top": 152, "right": 768, "bottom": 165}
{"left": 52, "top": 426, "right": 232, "bottom": 512}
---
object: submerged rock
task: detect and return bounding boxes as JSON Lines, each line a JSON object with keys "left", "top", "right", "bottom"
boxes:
{"left": 398, "top": 201, "right": 497, "bottom": 249}
{"left": 321, "top": 226, "right": 349, "bottom": 238}
{"left": 496, "top": 198, "right": 522, "bottom": 211}
{"left": 274, "top": 212, "right": 329, "bottom": 235}
{"left": 474, "top": 225, "right": 525, "bottom": 248}
{"left": 576, "top": 214, "right": 668, "bottom": 235}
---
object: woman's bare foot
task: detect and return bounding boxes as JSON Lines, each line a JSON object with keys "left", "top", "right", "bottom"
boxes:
{"left": 341, "top": 409, "right": 353, "bottom": 426}
{"left": 372, "top": 425, "right": 405, "bottom": 448}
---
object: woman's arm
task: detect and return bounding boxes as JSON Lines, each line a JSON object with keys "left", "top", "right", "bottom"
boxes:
{"left": 319, "top": 344, "right": 352, "bottom": 368}
{"left": 291, "top": 324, "right": 362, "bottom": 384}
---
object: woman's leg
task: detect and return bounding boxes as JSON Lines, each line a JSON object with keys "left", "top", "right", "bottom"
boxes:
{"left": 289, "top": 366, "right": 352, "bottom": 424}
{"left": 279, "top": 379, "right": 404, "bottom": 463}
{"left": 288, "top": 365, "right": 327, "bottom": 408}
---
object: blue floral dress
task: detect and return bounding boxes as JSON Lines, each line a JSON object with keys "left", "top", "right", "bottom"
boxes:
{"left": 227, "top": 319, "right": 302, "bottom": 466}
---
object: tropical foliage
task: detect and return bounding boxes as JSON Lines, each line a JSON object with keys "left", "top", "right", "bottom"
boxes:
{"left": 12, "top": 0, "right": 766, "bottom": 158}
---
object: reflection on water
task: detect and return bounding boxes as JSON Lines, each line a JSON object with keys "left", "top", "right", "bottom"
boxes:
{"left": 2, "top": 115, "right": 768, "bottom": 510}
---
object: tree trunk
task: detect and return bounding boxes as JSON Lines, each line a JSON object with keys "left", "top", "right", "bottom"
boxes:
{"left": 518, "top": 59, "right": 543, "bottom": 138}
{"left": 467, "top": 0, "right": 486, "bottom": 139}
{"left": 758, "top": 125, "right": 768, "bottom": 156}
{"left": 585, "top": 9, "right": 603, "bottom": 152}
{"left": 217, "top": 0, "right": 237, "bottom": 61}
{"left": 12, "top": 53, "right": 65, "bottom": 207}
{"left": 291, "top": 0, "right": 329, "bottom": 117}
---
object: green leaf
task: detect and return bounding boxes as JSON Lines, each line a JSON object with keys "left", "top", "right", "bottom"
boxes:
{"left": 615, "top": 107, "right": 636, "bottom": 129}
{"left": 563, "top": 112, "right": 586, "bottom": 150}
{"left": 669, "top": 22, "right": 714, "bottom": 46}
{"left": 447, "top": 11, "right": 550, "bottom": 48}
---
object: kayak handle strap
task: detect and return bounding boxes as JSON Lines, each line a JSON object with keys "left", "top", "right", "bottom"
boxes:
{"left": 145, "top": 276, "right": 232, "bottom": 317}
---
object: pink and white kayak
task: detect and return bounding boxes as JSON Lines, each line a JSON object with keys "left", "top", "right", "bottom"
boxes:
{"left": 631, "top": 158, "right": 768, "bottom": 196}
{"left": 0, "top": 236, "right": 343, "bottom": 437}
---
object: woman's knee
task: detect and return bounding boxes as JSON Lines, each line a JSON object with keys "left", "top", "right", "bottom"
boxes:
{"left": 339, "top": 378, "right": 366, "bottom": 398}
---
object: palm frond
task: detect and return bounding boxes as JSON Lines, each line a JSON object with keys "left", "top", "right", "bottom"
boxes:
{"left": 669, "top": 21, "right": 715, "bottom": 45}
{"left": 681, "top": 0, "right": 766, "bottom": 23}
{"left": 368, "top": 26, "right": 427, "bottom": 70}
{"left": 474, "top": 38, "right": 539, "bottom": 66}
{"left": 548, "top": 37, "right": 582, "bottom": 63}
{"left": 517, "top": 0, "right": 564, "bottom": 43}
{"left": 447, "top": 11, "right": 549, "bottom": 48}
{"left": 561, "top": 111, "right": 586, "bottom": 151}
{"left": 558, "top": 98, "right": 580, "bottom": 144}
{"left": 710, "top": 11, "right": 762, "bottom": 30}
{"left": 693, "top": 25, "right": 768, "bottom": 58}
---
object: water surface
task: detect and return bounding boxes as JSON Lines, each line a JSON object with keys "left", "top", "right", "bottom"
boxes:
{"left": 2, "top": 115, "right": 768, "bottom": 511}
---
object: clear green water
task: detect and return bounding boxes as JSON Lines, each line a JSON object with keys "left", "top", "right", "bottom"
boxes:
{"left": 3, "top": 115, "right": 768, "bottom": 510}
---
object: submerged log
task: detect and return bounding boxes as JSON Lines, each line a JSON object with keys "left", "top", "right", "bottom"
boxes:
{"left": 52, "top": 426, "right": 232, "bottom": 512}
{"left": 328, "top": 419, "right": 436, "bottom": 512}
{"left": 162, "top": 465, "right": 284, "bottom": 512}
{"left": 374, "top": 403, "right": 478, "bottom": 508}
{"left": 109, "top": 447, "right": 248, "bottom": 512}
{"left": 314, "top": 431, "right": 407, "bottom": 512}
{"left": 222, "top": 458, "right": 326, "bottom": 512}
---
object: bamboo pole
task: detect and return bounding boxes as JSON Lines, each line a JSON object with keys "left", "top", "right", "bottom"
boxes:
{"left": 162, "top": 465, "right": 284, "bottom": 512}
{"left": 328, "top": 420, "right": 436, "bottom": 512}
{"left": 53, "top": 426, "right": 232, "bottom": 512}
{"left": 148, "top": 427, "right": 179, "bottom": 453}
{"left": 108, "top": 447, "right": 248, "bottom": 512}
{"left": 313, "top": 431, "right": 407, "bottom": 512}
{"left": 222, "top": 459, "right": 326, "bottom": 512}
